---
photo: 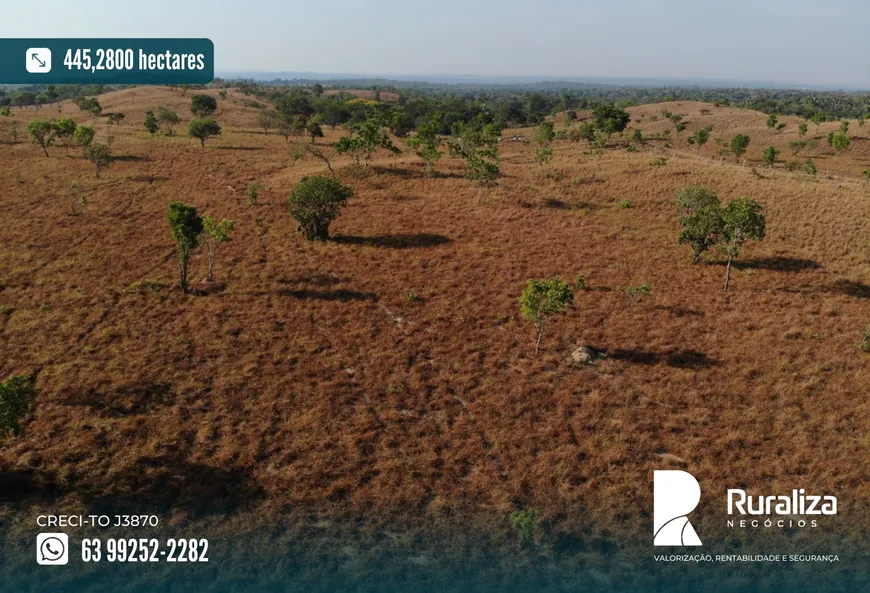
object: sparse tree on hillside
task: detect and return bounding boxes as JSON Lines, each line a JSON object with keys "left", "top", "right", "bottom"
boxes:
{"left": 679, "top": 204, "right": 724, "bottom": 263}
{"left": 76, "top": 97, "right": 102, "bottom": 123}
{"left": 307, "top": 120, "right": 324, "bottom": 143}
{"left": 730, "top": 134, "right": 751, "bottom": 163}
{"left": 720, "top": 197, "right": 766, "bottom": 291}
{"left": 27, "top": 120, "right": 57, "bottom": 156}
{"left": 202, "top": 216, "right": 235, "bottom": 282}
{"left": 144, "top": 110, "right": 159, "bottom": 135}
{"left": 789, "top": 140, "right": 807, "bottom": 156}
{"left": 257, "top": 109, "right": 278, "bottom": 135}
{"left": 287, "top": 176, "right": 354, "bottom": 240}
{"left": 334, "top": 109, "right": 400, "bottom": 168}
{"left": 762, "top": 146, "right": 780, "bottom": 168}
{"left": 168, "top": 202, "right": 204, "bottom": 293}
{"left": 73, "top": 124, "right": 95, "bottom": 155}
{"left": 688, "top": 125, "right": 713, "bottom": 158}
{"left": 447, "top": 120, "right": 500, "bottom": 204}
{"left": 405, "top": 114, "right": 443, "bottom": 177}
{"left": 592, "top": 103, "right": 631, "bottom": 140}
{"left": 519, "top": 278, "right": 574, "bottom": 354}
{"left": 54, "top": 117, "right": 77, "bottom": 150}
{"left": 675, "top": 185, "right": 720, "bottom": 218}
{"left": 766, "top": 114, "right": 777, "bottom": 129}
{"left": 831, "top": 131, "right": 851, "bottom": 156}
{"left": 535, "top": 121, "right": 555, "bottom": 165}
{"left": 190, "top": 94, "right": 217, "bottom": 117}
{"left": 156, "top": 107, "right": 181, "bottom": 135}
{"left": 188, "top": 118, "right": 222, "bottom": 147}
{"left": 85, "top": 143, "right": 112, "bottom": 178}
{"left": 798, "top": 123, "right": 808, "bottom": 137}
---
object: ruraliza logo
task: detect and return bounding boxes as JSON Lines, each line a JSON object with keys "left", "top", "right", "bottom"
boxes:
{"left": 654, "top": 470, "right": 702, "bottom": 546}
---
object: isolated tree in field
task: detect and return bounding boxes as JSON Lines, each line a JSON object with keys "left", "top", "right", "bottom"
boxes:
{"left": 632, "top": 128, "right": 644, "bottom": 144}
{"left": 190, "top": 94, "right": 217, "bottom": 117}
{"left": 766, "top": 114, "right": 778, "bottom": 130}
{"left": 257, "top": 109, "right": 278, "bottom": 135}
{"left": 168, "top": 202, "right": 204, "bottom": 293}
{"left": 246, "top": 179, "right": 266, "bottom": 205}
{"left": 447, "top": 121, "right": 500, "bottom": 203}
{"left": 535, "top": 121, "right": 555, "bottom": 164}
{"left": 73, "top": 124, "right": 95, "bottom": 155}
{"left": 188, "top": 118, "right": 221, "bottom": 147}
{"left": 76, "top": 97, "right": 102, "bottom": 122}
{"left": 675, "top": 185, "right": 720, "bottom": 218}
{"left": 679, "top": 204, "right": 723, "bottom": 263}
{"left": 798, "top": 123, "right": 808, "bottom": 137}
{"left": 730, "top": 134, "right": 751, "bottom": 162}
{"left": 54, "top": 117, "right": 77, "bottom": 149}
{"left": 592, "top": 103, "right": 631, "bottom": 139}
{"left": 576, "top": 122, "right": 596, "bottom": 143}
{"left": 307, "top": 120, "right": 324, "bottom": 143}
{"left": 156, "top": 107, "right": 180, "bottom": 135}
{"left": 27, "top": 120, "right": 57, "bottom": 156}
{"left": 688, "top": 125, "right": 713, "bottom": 158}
{"left": 405, "top": 115, "right": 443, "bottom": 176}
{"left": 519, "top": 278, "right": 574, "bottom": 353}
{"left": 831, "top": 132, "right": 851, "bottom": 156}
{"left": 202, "top": 216, "right": 235, "bottom": 282}
{"left": 144, "top": 110, "right": 159, "bottom": 135}
{"left": 0, "top": 374, "right": 34, "bottom": 437}
{"left": 762, "top": 146, "right": 780, "bottom": 168}
{"left": 803, "top": 159, "right": 818, "bottom": 176}
{"left": 287, "top": 176, "right": 354, "bottom": 240}
{"left": 85, "top": 143, "right": 112, "bottom": 178}
{"left": 335, "top": 109, "right": 400, "bottom": 167}
{"left": 719, "top": 197, "right": 766, "bottom": 291}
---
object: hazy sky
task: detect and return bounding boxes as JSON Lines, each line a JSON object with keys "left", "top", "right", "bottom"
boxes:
{"left": 3, "top": 0, "right": 868, "bottom": 88}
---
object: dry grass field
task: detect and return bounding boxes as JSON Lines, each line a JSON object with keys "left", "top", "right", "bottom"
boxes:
{"left": 0, "top": 86, "right": 869, "bottom": 554}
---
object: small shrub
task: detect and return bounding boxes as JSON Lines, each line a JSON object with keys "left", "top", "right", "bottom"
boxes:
{"left": 859, "top": 327, "right": 870, "bottom": 353}
{"left": 246, "top": 179, "right": 266, "bottom": 205}
{"left": 202, "top": 216, "right": 235, "bottom": 282}
{"left": 288, "top": 176, "right": 354, "bottom": 240}
{"left": 519, "top": 278, "right": 573, "bottom": 353}
{"left": 510, "top": 509, "right": 538, "bottom": 543}
{"left": 619, "top": 199, "right": 633, "bottom": 209}
{"left": 574, "top": 274, "right": 588, "bottom": 290}
{"left": 0, "top": 375, "right": 34, "bottom": 437}
{"left": 804, "top": 159, "right": 818, "bottom": 176}
{"left": 0, "top": 305, "right": 13, "bottom": 315}
{"left": 84, "top": 143, "right": 112, "bottom": 178}
{"left": 626, "top": 282, "right": 652, "bottom": 303}
{"left": 652, "top": 157, "right": 667, "bottom": 167}
{"left": 405, "top": 292, "right": 422, "bottom": 303}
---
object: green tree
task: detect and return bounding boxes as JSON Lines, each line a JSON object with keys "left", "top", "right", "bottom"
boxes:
{"left": 679, "top": 204, "right": 723, "bottom": 263}
{"left": 766, "top": 114, "right": 778, "bottom": 129}
{"left": 76, "top": 97, "right": 102, "bottom": 122}
{"left": 168, "top": 202, "right": 204, "bottom": 293}
{"left": 406, "top": 114, "right": 443, "bottom": 177}
{"left": 675, "top": 185, "right": 720, "bottom": 217}
{"left": 519, "top": 278, "right": 574, "bottom": 353}
{"left": 54, "top": 117, "right": 77, "bottom": 149}
{"left": 789, "top": 140, "right": 807, "bottom": 156}
{"left": 85, "top": 143, "right": 112, "bottom": 178}
{"left": 535, "top": 121, "right": 555, "bottom": 165}
{"left": 144, "top": 110, "right": 159, "bottom": 135}
{"left": 288, "top": 176, "right": 354, "bottom": 240}
{"left": 831, "top": 132, "right": 851, "bottom": 155}
{"left": 720, "top": 198, "right": 766, "bottom": 291}
{"left": 447, "top": 121, "right": 500, "bottom": 203}
{"left": 688, "top": 125, "right": 713, "bottom": 158}
{"left": 803, "top": 159, "right": 818, "bottom": 176}
{"left": 202, "top": 216, "right": 235, "bottom": 282}
{"left": 798, "top": 123, "right": 808, "bottom": 137}
{"left": 190, "top": 94, "right": 217, "bottom": 117}
{"left": 188, "top": 118, "right": 222, "bottom": 147}
{"left": 762, "top": 146, "right": 780, "bottom": 167}
{"left": 335, "top": 109, "right": 400, "bottom": 167}
{"left": 730, "top": 134, "right": 751, "bottom": 162}
{"left": 592, "top": 103, "right": 631, "bottom": 139}
{"left": 307, "top": 120, "right": 324, "bottom": 143}
{"left": 27, "top": 119, "right": 57, "bottom": 156}
{"left": 0, "top": 375, "right": 34, "bottom": 437}
{"left": 73, "top": 124, "right": 95, "bottom": 155}
{"left": 156, "top": 107, "right": 180, "bottom": 135}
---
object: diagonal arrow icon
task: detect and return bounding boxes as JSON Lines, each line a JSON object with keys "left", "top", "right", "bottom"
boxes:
{"left": 31, "top": 53, "right": 45, "bottom": 68}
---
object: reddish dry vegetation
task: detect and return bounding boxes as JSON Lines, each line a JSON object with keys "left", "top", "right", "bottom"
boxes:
{"left": 0, "top": 88, "right": 869, "bottom": 540}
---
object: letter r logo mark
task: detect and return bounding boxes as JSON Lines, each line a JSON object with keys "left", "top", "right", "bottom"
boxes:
{"left": 654, "top": 470, "right": 702, "bottom": 546}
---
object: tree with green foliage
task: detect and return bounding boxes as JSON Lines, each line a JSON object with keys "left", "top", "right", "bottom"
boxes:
{"left": 84, "top": 143, "right": 112, "bottom": 178}
{"left": 730, "top": 134, "right": 751, "bottom": 162}
{"left": 27, "top": 119, "right": 57, "bottom": 156}
{"left": 277, "top": 115, "right": 306, "bottom": 143}
{"left": 510, "top": 509, "right": 538, "bottom": 543}
{"left": 675, "top": 186, "right": 723, "bottom": 263}
{"left": 405, "top": 114, "right": 443, "bottom": 177}
{"left": 335, "top": 109, "right": 400, "bottom": 167}
{"left": 592, "top": 103, "right": 631, "bottom": 139}
{"left": 156, "top": 107, "right": 180, "bottom": 135}
{"left": 257, "top": 109, "right": 278, "bottom": 135}
{"left": 789, "top": 140, "right": 807, "bottom": 156}
{"left": 719, "top": 198, "right": 766, "bottom": 291}
{"left": 803, "top": 159, "right": 818, "bottom": 176}
{"left": 688, "top": 125, "right": 713, "bottom": 158}
{"left": 188, "top": 118, "right": 221, "bottom": 147}
{"left": 762, "top": 146, "right": 780, "bottom": 167}
{"left": 144, "top": 110, "right": 159, "bottom": 135}
{"left": 766, "top": 114, "right": 778, "bottom": 129}
{"left": 798, "top": 123, "right": 808, "bottom": 137}
{"left": 0, "top": 374, "right": 34, "bottom": 438}
{"left": 76, "top": 97, "right": 102, "bottom": 122}
{"left": 831, "top": 132, "right": 851, "bottom": 155}
{"left": 675, "top": 185, "right": 720, "bottom": 218}
{"left": 307, "top": 120, "right": 324, "bottom": 143}
{"left": 287, "top": 176, "right": 354, "bottom": 240}
{"left": 447, "top": 121, "right": 500, "bottom": 203}
{"left": 73, "top": 124, "right": 95, "bottom": 155}
{"left": 190, "top": 94, "right": 217, "bottom": 117}
{"left": 202, "top": 216, "right": 235, "bottom": 282}
{"left": 535, "top": 121, "right": 555, "bottom": 164}
{"left": 246, "top": 179, "right": 266, "bottom": 205}
{"left": 54, "top": 117, "right": 77, "bottom": 149}
{"left": 168, "top": 202, "right": 204, "bottom": 293}
{"left": 519, "top": 278, "right": 574, "bottom": 353}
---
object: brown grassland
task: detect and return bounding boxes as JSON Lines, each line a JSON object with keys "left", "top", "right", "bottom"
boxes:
{"left": 0, "top": 86, "right": 869, "bottom": 554}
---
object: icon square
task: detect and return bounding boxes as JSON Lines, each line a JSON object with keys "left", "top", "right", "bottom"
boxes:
{"left": 36, "top": 533, "right": 68, "bottom": 565}
{"left": 26, "top": 48, "right": 52, "bottom": 74}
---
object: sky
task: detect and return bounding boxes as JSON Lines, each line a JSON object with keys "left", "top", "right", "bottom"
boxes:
{"left": 2, "top": 0, "right": 868, "bottom": 88}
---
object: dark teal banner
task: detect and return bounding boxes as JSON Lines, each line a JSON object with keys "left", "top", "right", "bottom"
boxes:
{"left": 0, "top": 38, "right": 213, "bottom": 84}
